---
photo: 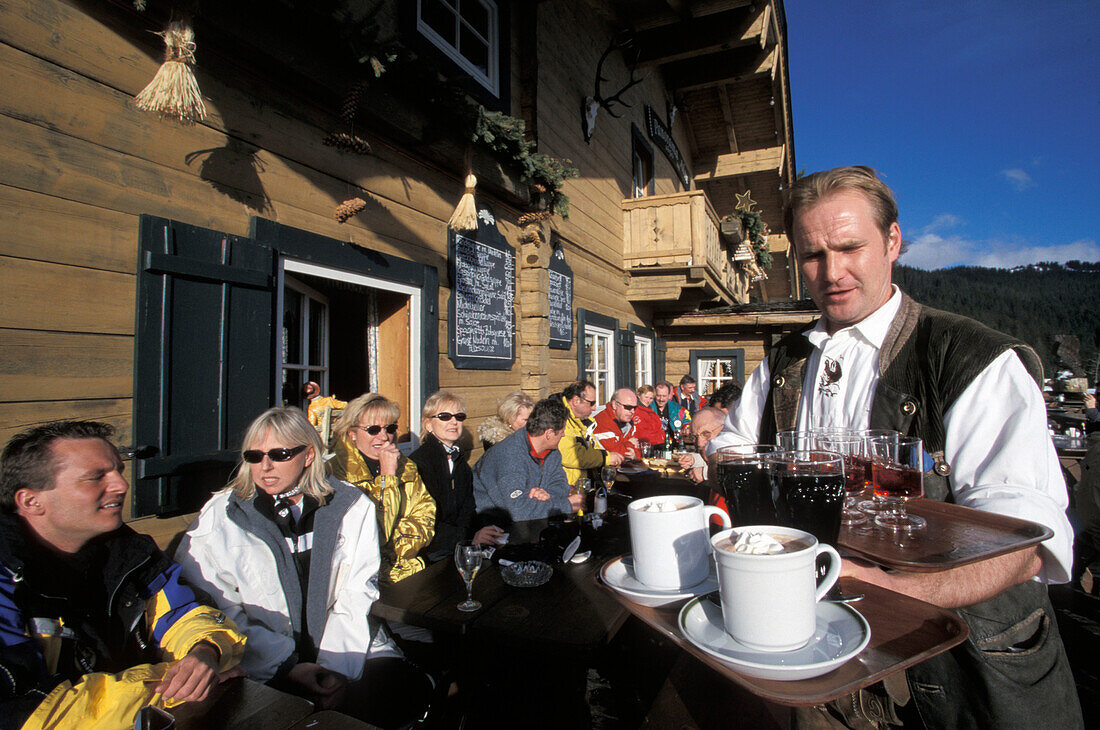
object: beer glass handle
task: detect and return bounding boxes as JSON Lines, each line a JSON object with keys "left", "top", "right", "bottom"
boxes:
{"left": 814, "top": 543, "right": 842, "bottom": 601}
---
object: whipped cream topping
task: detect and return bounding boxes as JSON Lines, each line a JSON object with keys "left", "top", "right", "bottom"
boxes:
{"left": 730, "top": 531, "right": 784, "bottom": 555}
{"left": 638, "top": 500, "right": 689, "bottom": 512}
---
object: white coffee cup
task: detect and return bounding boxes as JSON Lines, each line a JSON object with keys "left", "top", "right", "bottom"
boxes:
{"left": 710, "top": 525, "right": 841, "bottom": 652}
{"left": 628, "top": 495, "right": 731, "bottom": 589}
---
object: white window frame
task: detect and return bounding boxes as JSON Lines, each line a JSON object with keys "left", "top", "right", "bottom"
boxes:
{"left": 416, "top": 0, "right": 500, "bottom": 97}
{"left": 696, "top": 356, "right": 736, "bottom": 399}
{"left": 635, "top": 335, "right": 653, "bottom": 388}
{"left": 584, "top": 324, "right": 615, "bottom": 407}
{"left": 281, "top": 275, "right": 330, "bottom": 399}
{"left": 279, "top": 258, "right": 424, "bottom": 436}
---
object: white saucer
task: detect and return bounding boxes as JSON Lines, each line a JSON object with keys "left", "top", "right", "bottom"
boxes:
{"left": 600, "top": 555, "right": 719, "bottom": 607}
{"left": 678, "top": 597, "right": 870, "bottom": 681}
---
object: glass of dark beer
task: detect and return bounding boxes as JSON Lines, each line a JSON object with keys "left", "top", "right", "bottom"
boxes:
{"left": 814, "top": 432, "right": 868, "bottom": 527}
{"left": 870, "top": 435, "right": 926, "bottom": 530}
{"left": 770, "top": 450, "right": 846, "bottom": 547}
{"left": 713, "top": 445, "right": 779, "bottom": 527}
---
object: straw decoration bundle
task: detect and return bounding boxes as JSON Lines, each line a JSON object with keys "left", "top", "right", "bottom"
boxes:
{"left": 448, "top": 172, "right": 479, "bottom": 232}
{"left": 135, "top": 22, "right": 207, "bottom": 125}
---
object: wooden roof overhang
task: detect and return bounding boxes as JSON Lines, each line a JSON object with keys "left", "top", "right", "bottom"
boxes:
{"left": 605, "top": 0, "right": 799, "bottom": 302}
{"left": 654, "top": 299, "right": 819, "bottom": 337}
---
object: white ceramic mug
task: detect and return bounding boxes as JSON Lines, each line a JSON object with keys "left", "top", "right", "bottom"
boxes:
{"left": 711, "top": 525, "right": 841, "bottom": 652}
{"left": 628, "top": 495, "right": 731, "bottom": 589}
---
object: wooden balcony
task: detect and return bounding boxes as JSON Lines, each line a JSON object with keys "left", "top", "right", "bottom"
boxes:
{"left": 622, "top": 190, "right": 748, "bottom": 306}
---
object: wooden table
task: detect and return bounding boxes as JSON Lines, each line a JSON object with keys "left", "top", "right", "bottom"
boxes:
{"left": 170, "top": 678, "right": 314, "bottom": 730}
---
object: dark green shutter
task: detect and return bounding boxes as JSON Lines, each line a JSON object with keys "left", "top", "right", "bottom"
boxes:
{"left": 133, "top": 216, "right": 276, "bottom": 517}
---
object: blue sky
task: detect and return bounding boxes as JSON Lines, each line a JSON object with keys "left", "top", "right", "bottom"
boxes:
{"left": 784, "top": 1, "right": 1099, "bottom": 270}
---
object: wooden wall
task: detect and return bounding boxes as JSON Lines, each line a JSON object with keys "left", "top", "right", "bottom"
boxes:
{"left": 534, "top": 0, "right": 699, "bottom": 393}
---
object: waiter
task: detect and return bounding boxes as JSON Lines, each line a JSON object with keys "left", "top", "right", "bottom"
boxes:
{"left": 710, "top": 166, "right": 1080, "bottom": 728}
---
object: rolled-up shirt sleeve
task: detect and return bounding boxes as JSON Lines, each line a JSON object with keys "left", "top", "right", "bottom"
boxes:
{"left": 943, "top": 349, "right": 1073, "bottom": 584}
{"left": 707, "top": 358, "right": 772, "bottom": 455}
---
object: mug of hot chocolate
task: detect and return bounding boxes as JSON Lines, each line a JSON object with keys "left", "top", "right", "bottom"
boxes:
{"left": 628, "top": 495, "right": 731, "bottom": 589}
{"left": 710, "top": 526, "right": 841, "bottom": 651}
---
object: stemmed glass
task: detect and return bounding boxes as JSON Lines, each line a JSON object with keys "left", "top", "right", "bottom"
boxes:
{"left": 455, "top": 542, "right": 484, "bottom": 612}
{"left": 600, "top": 465, "right": 618, "bottom": 497}
{"left": 814, "top": 432, "right": 868, "bottom": 527}
{"left": 777, "top": 430, "right": 815, "bottom": 452}
{"left": 857, "top": 429, "right": 900, "bottom": 515}
{"left": 870, "top": 436, "right": 926, "bottom": 530}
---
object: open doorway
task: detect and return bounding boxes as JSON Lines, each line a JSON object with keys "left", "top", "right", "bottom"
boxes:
{"left": 279, "top": 258, "right": 423, "bottom": 441}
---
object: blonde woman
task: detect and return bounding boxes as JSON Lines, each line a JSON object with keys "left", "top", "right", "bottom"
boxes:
{"left": 477, "top": 390, "right": 535, "bottom": 449}
{"left": 329, "top": 394, "right": 435, "bottom": 584}
{"left": 410, "top": 391, "right": 504, "bottom": 562}
{"left": 175, "top": 407, "right": 431, "bottom": 727}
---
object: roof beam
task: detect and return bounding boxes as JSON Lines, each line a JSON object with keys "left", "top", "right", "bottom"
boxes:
{"left": 634, "top": 4, "right": 767, "bottom": 67}
{"left": 693, "top": 145, "right": 785, "bottom": 182}
{"left": 665, "top": 45, "right": 776, "bottom": 93}
{"left": 630, "top": 0, "right": 753, "bottom": 31}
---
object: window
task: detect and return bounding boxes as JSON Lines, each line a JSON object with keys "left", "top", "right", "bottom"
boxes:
{"left": 690, "top": 349, "right": 746, "bottom": 400}
{"left": 584, "top": 325, "right": 614, "bottom": 405}
{"left": 632, "top": 124, "right": 655, "bottom": 198}
{"left": 417, "top": 0, "right": 499, "bottom": 96}
{"left": 635, "top": 335, "right": 653, "bottom": 388}
{"left": 281, "top": 276, "right": 329, "bottom": 408}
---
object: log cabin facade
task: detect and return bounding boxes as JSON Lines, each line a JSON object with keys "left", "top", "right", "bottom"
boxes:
{"left": 0, "top": 0, "right": 812, "bottom": 534}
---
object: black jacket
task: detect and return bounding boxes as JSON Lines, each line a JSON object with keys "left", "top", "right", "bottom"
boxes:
{"left": 0, "top": 514, "right": 202, "bottom": 727}
{"left": 410, "top": 433, "right": 475, "bottom": 563}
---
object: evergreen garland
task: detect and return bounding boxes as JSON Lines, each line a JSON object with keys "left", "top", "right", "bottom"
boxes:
{"left": 739, "top": 209, "right": 772, "bottom": 270}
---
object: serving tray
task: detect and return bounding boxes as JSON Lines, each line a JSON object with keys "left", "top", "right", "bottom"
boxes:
{"left": 838, "top": 499, "right": 1053, "bottom": 572}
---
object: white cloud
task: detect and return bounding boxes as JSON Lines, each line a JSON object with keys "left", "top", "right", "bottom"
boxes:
{"left": 901, "top": 234, "right": 1100, "bottom": 271}
{"left": 1001, "top": 168, "right": 1035, "bottom": 191}
{"left": 922, "top": 213, "right": 963, "bottom": 233}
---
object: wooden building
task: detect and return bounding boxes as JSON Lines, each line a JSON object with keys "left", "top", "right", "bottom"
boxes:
{"left": 0, "top": 0, "right": 809, "bottom": 530}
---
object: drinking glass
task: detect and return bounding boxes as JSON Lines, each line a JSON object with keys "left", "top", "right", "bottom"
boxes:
{"left": 777, "top": 430, "right": 815, "bottom": 451}
{"left": 713, "top": 444, "right": 780, "bottom": 527}
{"left": 769, "top": 450, "right": 846, "bottom": 547}
{"left": 813, "top": 432, "right": 868, "bottom": 527}
{"left": 600, "top": 466, "right": 617, "bottom": 493}
{"left": 680, "top": 425, "right": 698, "bottom": 453}
{"left": 857, "top": 429, "right": 900, "bottom": 515}
{"left": 870, "top": 436, "right": 926, "bottom": 530}
{"left": 571, "top": 477, "right": 592, "bottom": 517}
{"left": 455, "top": 542, "right": 484, "bottom": 612}
{"left": 638, "top": 439, "right": 652, "bottom": 459}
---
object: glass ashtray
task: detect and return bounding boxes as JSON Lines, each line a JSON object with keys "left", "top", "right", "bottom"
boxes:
{"left": 500, "top": 560, "right": 553, "bottom": 587}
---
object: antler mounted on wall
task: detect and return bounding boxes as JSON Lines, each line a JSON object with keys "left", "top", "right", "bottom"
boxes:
{"left": 582, "top": 31, "right": 644, "bottom": 143}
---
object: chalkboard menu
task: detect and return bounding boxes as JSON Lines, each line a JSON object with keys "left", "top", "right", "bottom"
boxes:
{"left": 448, "top": 209, "right": 515, "bottom": 369}
{"left": 548, "top": 245, "right": 573, "bottom": 349}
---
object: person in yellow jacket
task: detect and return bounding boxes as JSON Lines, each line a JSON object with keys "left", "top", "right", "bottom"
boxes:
{"left": 0, "top": 421, "right": 245, "bottom": 730}
{"left": 557, "top": 380, "right": 624, "bottom": 486}
{"left": 329, "top": 393, "right": 435, "bottom": 584}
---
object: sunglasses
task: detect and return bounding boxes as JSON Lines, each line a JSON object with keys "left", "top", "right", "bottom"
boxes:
{"left": 357, "top": 423, "right": 399, "bottom": 436}
{"left": 433, "top": 412, "right": 467, "bottom": 422}
{"left": 582, "top": 398, "right": 596, "bottom": 406}
{"left": 242, "top": 445, "right": 308, "bottom": 463}
{"left": 616, "top": 403, "right": 638, "bottom": 411}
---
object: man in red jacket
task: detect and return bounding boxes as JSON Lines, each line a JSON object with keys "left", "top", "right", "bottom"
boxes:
{"left": 592, "top": 388, "right": 642, "bottom": 460}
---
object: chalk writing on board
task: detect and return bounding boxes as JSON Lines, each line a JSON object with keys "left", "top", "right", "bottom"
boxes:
{"left": 548, "top": 269, "right": 572, "bottom": 344}
{"left": 453, "top": 234, "right": 514, "bottom": 359}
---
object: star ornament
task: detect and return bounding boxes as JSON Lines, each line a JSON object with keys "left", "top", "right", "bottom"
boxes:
{"left": 735, "top": 190, "right": 757, "bottom": 212}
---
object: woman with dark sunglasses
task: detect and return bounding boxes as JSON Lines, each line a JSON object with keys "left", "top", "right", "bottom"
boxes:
{"left": 411, "top": 391, "right": 504, "bottom": 563}
{"left": 329, "top": 393, "right": 435, "bottom": 584}
{"left": 175, "top": 407, "right": 432, "bottom": 728}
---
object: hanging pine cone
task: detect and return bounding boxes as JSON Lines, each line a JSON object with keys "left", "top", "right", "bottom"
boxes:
{"left": 323, "top": 132, "right": 372, "bottom": 155}
{"left": 334, "top": 198, "right": 367, "bottom": 223}
{"left": 518, "top": 211, "right": 552, "bottom": 226}
{"left": 341, "top": 81, "right": 367, "bottom": 124}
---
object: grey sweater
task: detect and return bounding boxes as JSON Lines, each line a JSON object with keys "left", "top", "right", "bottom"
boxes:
{"left": 473, "top": 428, "right": 572, "bottom": 520}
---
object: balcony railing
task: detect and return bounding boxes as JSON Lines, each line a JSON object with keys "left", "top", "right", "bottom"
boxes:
{"left": 621, "top": 191, "right": 750, "bottom": 305}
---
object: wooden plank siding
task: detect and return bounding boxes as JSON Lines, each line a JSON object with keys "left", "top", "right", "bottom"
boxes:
{"left": 0, "top": 0, "right": 795, "bottom": 534}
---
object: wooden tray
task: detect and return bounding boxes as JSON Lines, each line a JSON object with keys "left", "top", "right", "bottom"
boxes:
{"left": 839, "top": 499, "right": 1053, "bottom": 572}
{"left": 597, "top": 571, "right": 969, "bottom": 707}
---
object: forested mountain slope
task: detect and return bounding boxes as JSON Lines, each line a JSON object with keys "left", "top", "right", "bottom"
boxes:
{"left": 892, "top": 261, "right": 1099, "bottom": 380}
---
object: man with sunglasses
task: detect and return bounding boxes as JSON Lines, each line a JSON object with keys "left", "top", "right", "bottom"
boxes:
{"left": 557, "top": 380, "right": 623, "bottom": 486}
{"left": 592, "top": 388, "right": 643, "bottom": 461}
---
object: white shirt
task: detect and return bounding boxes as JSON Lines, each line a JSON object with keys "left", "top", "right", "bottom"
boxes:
{"left": 709, "top": 288, "right": 1073, "bottom": 584}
